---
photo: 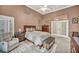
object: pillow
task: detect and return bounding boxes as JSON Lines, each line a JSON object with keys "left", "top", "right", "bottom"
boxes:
{"left": 26, "top": 28, "right": 31, "bottom": 32}
{"left": 26, "top": 28, "right": 35, "bottom": 32}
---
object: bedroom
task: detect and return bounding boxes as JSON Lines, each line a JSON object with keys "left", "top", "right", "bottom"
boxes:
{"left": 0, "top": 5, "right": 79, "bottom": 53}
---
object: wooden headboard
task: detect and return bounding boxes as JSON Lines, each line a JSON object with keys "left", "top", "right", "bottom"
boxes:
{"left": 23, "top": 25, "right": 36, "bottom": 32}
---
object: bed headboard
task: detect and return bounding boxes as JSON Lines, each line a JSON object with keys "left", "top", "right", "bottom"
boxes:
{"left": 24, "top": 25, "right": 36, "bottom": 32}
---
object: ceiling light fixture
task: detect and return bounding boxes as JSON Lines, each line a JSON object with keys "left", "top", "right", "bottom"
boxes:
{"left": 39, "top": 5, "right": 50, "bottom": 12}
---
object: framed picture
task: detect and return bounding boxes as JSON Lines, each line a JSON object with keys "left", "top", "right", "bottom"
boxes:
{"left": 72, "top": 17, "right": 78, "bottom": 24}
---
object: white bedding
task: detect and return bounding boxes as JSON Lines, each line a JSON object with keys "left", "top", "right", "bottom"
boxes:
{"left": 10, "top": 31, "right": 56, "bottom": 53}
{"left": 25, "top": 31, "right": 51, "bottom": 45}
{"left": 10, "top": 40, "right": 56, "bottom": 53}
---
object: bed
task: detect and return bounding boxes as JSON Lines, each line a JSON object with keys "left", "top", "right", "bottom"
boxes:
{"left": 24, "top": 25, "right": 55, "bottom": 51}
{"left": 9, "top": 25, "right": 71, "bottom": 53}
{"left": 10, "top": 25, "right": 56, "bottom": 53}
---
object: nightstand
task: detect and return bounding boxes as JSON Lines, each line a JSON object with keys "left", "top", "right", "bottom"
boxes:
{"left": 16, "top": 32, "right": 25, "bottom": 42}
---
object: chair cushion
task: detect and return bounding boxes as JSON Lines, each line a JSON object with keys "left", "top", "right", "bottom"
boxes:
{"left": 4, "top": 38, "right": 12, "bottom": 42}
{"left": 8, "top": 39, "right": 18, "bottom": 46}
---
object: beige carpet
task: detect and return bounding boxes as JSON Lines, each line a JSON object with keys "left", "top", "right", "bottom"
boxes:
{"left": 54, "top": 36, "right": 71, "bottom": 53}
{"left": 10, "top": 36, "right": 71, "bottom": 53}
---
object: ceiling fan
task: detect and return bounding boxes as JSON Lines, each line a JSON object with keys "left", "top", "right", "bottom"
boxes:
{"left": 38, "top": 5, "right": 51, "bottom": 12}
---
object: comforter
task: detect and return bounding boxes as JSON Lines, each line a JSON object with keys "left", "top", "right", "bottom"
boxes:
{"left": 10, "top": 31, "right": 56, "bottom": 53}
{"left": 25, "top": 31, "right": 52, "bottom": 45}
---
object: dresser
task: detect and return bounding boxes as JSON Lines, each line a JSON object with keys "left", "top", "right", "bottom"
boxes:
{"left": 42, "top": 25, "right": 49, "bottom": 32}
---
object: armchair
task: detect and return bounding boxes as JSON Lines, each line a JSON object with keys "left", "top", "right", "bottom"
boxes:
{"left": 0, "top": 32, "right": 19, "bottom": 52}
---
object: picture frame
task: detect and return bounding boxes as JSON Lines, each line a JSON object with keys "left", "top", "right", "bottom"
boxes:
{"left": 72, "top": 17, "right": 78, "bottom": 24}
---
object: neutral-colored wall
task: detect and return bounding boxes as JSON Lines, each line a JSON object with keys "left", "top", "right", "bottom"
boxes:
{"left": 0, "top": 5, "right": 42, "bottom": 32}
{"left": 0, "top": 5, "right": 79, "bottom": 37}
{"left": 41, "top": 6, "right": 79, "bottom": 37}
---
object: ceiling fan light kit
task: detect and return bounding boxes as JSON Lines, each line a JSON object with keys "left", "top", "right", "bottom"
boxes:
{"left": 39, "top": 5, "right": 51, "bottom": 12}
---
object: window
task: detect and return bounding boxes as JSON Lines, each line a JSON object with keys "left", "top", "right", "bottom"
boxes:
{"left": 51, "top": 20, "right": 69, "bottom": 37}
{"left": 0, "top": 15, "right": 14, "bottom": 36}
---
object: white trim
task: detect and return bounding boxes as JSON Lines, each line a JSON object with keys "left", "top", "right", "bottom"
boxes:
{"left": 26, "top": 5, "right": 74, "bottom": 15}
{"left": 0, "top": 15, "right": 14, "bottom": 36}
{"left": 51, "top": 34, "right": 69, "bottom": 39}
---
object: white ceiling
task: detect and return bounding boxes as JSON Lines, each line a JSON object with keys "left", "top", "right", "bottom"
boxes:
{"left": 26, "top": 5, "right": 74, "bottom": 15}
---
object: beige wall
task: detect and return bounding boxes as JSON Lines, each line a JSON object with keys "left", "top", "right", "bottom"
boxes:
{"left": 0, "top": 5, "right": 42, "bottom": 32}
{"left": 41, "top": 6, "right": 79, "bottom": 37}
{"left": 0, "top": 5, "right": 79, "bottom": 37}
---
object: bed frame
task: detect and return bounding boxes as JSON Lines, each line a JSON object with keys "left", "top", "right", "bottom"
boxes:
{"left": 23, "top": 25, "right": 36, "bottom": 33}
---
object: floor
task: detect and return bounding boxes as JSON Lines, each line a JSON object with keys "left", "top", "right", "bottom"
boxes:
{"left": 10, "top": 36, "right": 71, "bottom": 53}
{"left": 0, "top": 36, "right": 71, "bottom": 53}
{"left": 55, "top": 36, "right": 71, "bottom": 53}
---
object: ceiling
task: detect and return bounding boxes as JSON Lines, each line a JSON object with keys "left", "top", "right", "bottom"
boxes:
{"left": 26, "top": 5, "right": 74, "bottom": 15}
